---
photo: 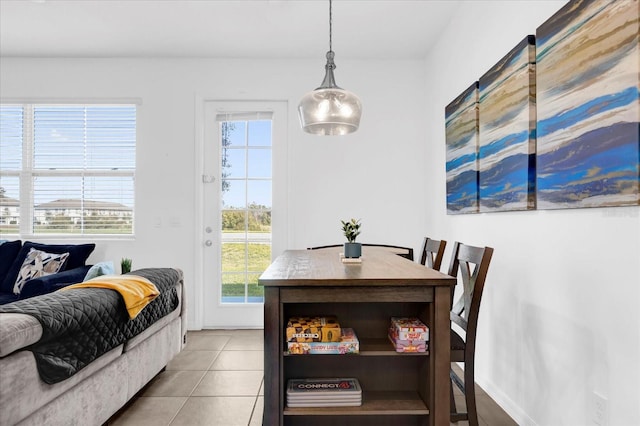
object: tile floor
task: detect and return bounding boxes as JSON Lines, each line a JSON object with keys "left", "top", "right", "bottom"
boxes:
{"left": 108, "top": 330, "right": 516, "bottom": 426}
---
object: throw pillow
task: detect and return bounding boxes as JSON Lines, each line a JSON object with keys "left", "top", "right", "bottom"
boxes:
{"left": 83, "top": 261, "right": 115, "bottom": 281}
{"left": 21, "top": 241, "right": 95, "bottom": 270}
{"left": 1, "top": 241, "right": 95, "bottom": 292}
{"left": 13, "top": 248, "right": 70, "bottom": 295}
{"left": 0, "top": 240, "right": 22, "bottom": 293}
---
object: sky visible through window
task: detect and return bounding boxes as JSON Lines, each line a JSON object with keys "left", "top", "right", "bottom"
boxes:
{"left": 1, "top": 104, "right": 136, "bottom": 236}
{"left": 0, "top": 106, "right": 23, "bottom": 200}
{"left": 222, "top": 120, "right": 272, "bottom": 210}
{"left": 2, "top": 108, "right": 274, "bottom": 216}
{"left": 219, "top": 118, "right": 272, "bottom": 304}
{"left": 0, "top": 105, "right": 135, "bottom": 207}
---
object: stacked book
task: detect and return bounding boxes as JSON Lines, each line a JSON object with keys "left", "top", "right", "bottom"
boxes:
{"left": 286, "top": 378, "right": 362, "bottom": 407}
{"left": 388, "top": 317, "right": 429, "bottom": 353}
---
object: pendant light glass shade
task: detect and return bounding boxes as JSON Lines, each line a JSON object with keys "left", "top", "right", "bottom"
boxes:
{"left": 298, "top": 2, "right": 362, "bottom": 135}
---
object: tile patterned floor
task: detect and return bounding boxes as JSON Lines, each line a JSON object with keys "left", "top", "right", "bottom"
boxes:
{"left": 108, "top": 330, "right": 516, "bottom": 426}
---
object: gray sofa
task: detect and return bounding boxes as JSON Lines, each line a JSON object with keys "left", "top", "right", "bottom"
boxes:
{"left": 0, "top": 268, "right": 186, "bottom": 426}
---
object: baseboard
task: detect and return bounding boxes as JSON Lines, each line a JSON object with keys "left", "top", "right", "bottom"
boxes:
{"left": 475, "top": 374, "right": 537, "bottom": 426}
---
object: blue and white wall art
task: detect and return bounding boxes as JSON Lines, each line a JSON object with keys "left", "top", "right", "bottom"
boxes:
{"left": 479, "top": 35, "right": 537, "bottom": 212}
{"left": 446, "top": 82, "right": 480, "bottom": 214}
{"left": 536, "top": 0, "right": 640, "bottom": 209}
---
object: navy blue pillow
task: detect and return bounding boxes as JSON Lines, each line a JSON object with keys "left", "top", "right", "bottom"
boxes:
{"left": 0, "top": 240, "right": 22, "bottom": 288}
{"left": 21, "top": 242, "right": 95, "bottom": 270}
{"left": 0, "top": 241, "right": 95, "bottom": 293}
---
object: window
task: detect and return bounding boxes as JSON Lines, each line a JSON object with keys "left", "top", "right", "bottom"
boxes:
{"left": 0, "top": 104, "right": 136, "bottom": 236}
{"left": 217, "top": 112, "right": 272, "bottom": 303}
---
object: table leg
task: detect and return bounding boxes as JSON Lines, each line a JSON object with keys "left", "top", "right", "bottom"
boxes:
{"left": 263, "top": 287, "right": 280, "bottom": 425}
{"left": 432, "top": 285, "right": 451, "bottom": 425}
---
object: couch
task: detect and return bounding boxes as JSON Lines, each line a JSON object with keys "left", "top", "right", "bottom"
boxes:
{"left": 0, "top": 267, "right": 186, "bottom": 426}
{"left": 0, "top": 240, "right": 95, "bottom": 305}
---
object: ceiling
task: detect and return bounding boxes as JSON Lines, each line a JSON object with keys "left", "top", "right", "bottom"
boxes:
{"left": 0, "top": 0, "right": 460, "bottom": 59}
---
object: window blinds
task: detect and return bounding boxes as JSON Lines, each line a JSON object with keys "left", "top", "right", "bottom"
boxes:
{"left": 0, "top": 104, "right": 136, "bottom": 236}
{"left": 215, "top": 111, "right": 273, "bottom": 122}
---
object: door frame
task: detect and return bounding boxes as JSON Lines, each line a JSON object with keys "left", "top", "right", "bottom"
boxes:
{"left": 194, "top": 98, "right": 288, "bottom": 329}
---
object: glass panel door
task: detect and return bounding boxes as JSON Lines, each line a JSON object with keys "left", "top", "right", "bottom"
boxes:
{"left": 202, "top": 101, "right": 286, "bottom": 328}
{"left": 220, "top": 119, "right": 272, "bottom": 304}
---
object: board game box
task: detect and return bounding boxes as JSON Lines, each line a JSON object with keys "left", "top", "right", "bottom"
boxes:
{"left": 286, "top": 400, "right": 362, "bottom": 407}
{"left": 388, "top": 332, "right": 428, "bottom": 353}
{"left": 286, "top": 377, "right": 362, "bottom": 407}
{"left": 287, "top": 328, "right": 359, "bottom": 354}
{"left": 286, "top": 316, "right": 341, "bottom": 343}
{"left": 287, "top": 378, "right": 362, "bottom": 397}
{"left": 389, "top": 317, "right": 429, "bottom": 341}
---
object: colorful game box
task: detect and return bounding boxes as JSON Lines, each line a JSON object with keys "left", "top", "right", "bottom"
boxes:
{"left": 388, "top": 332, "right": 428, "bottom": 353}
{"left": 286, "top": 316, "right": 341, "bottom": 343}
{"left": 389, "top": 317, "right": 429, "bottom": 341}
{"left": 288, "top": 328, "right": 359, "bottom": 354}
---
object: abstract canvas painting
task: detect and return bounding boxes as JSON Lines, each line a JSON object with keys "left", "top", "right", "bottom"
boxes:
{"left": 479, "top": 35, "right": 536, "bottom": 212}
{"left": 536, "top": 0, "right": 640, "bottom": 209}
{"left": 446, "top": 82, "right": 479, "bottom": 214}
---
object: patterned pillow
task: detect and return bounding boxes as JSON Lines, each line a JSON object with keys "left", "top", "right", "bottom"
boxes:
{"left": 13, "top": 248, "right": 70, "bottom": 295}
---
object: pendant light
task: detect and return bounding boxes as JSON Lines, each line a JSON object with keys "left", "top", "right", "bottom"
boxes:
{"left": 298, "top": 0, "right": 362, "bottom": 135}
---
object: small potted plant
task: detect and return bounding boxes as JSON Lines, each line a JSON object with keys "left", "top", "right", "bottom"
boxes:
{"left": 121, "top": 258, "right": 132, "bottom": 274}
{"left": 341, "top": 218, "right": 362, "bottom": 258}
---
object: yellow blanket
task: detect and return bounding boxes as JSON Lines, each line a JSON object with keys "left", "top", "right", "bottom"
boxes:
{"left": 61, "top": 275, "right": 159, "bottom": 319}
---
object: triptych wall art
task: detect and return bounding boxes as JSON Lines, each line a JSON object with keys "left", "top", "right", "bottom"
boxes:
{"left": 445, "top": 0, "right": 639, "bottom": 214}
{"left": 446, "top": 82, "right": 479, "bottom": 214}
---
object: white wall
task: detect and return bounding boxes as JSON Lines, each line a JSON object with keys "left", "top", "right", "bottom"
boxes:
{"left": 0, "top": 56, "right": 428, "bottom": 327}
{"left": 422, "top": 1, "right": 640, "bottom": 425}
{"left": 2, "top": 1, "right": 639, "bottom": 424}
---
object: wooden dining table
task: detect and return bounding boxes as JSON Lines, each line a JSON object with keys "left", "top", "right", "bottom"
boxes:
{"left": 260, "top": 246, "right": 456, "bottom": 426}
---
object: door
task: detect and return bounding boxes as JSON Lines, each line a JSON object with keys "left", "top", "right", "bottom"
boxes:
{"left": 202, "top": 101, "right": 287, "bottom": 328}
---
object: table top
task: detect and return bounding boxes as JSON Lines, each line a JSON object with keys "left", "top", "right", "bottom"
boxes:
{"left": 259, "top": 247, "right": 456, "bottom": 287}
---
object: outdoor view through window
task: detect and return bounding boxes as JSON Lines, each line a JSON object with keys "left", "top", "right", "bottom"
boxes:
{"left": 0, "top": 104, "right": 136, "bottom": 236}
{"left": 219, "top": 119, "right": 271, "bottom": 304}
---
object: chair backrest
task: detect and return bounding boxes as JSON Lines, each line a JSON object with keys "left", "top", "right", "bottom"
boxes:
{"left": 307, "top": 243, "right": 414, "bottom": 261}
{"left": 447, "top": 242, "right": 493, "bottom": 350}
{"left": 419, "top": 237, "right": 447, "bottom": 270}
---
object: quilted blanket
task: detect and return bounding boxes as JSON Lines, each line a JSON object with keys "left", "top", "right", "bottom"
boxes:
{"left": 0, "top": 268, "right": 180, "bottom": 384}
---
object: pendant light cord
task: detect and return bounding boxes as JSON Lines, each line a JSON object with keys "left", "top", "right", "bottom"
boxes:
{"left": 329, "top": 0, "right": 333, "bottom": 53}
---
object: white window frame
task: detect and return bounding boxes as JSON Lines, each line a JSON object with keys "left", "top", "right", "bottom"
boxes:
{"left": 0, "top": 100, "right": 140, "bottom": 239}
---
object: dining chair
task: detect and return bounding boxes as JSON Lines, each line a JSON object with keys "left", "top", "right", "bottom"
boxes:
{"left": 446, "top": 241, "right": 494, "bottom": 426}
{"left": 419, "top": 237, "right": 447, "bottom": 270}
{"left": 307, "top": 243, "right": 414, "bottom": 261}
